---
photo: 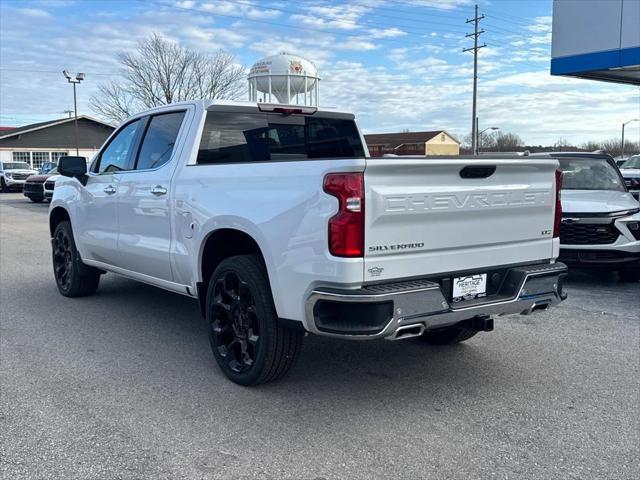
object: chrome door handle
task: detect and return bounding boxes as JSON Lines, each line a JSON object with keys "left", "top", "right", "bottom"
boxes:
{"left": 103, "top": 185, "right": 116, "bottom": 195}
{"left": 150, "top": 185, "right": 167, "bottom": 196}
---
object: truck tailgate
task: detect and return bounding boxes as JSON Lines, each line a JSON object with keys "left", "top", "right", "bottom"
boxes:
{"left": 364, "top": 158, "right": 558, "bottom": 282}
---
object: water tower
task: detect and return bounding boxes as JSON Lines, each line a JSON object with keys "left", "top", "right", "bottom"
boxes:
{"left": 248, "top": 52, "right": 320, "bottom": 106}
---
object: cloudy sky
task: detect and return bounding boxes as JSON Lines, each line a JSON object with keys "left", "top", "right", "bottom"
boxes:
{"left": 1, "top": 0, "right": 638, "bottom": 145}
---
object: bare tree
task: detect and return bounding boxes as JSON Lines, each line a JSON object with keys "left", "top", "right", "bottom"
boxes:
{"left": 90, "top": 34, "right": 246, "bottom": 123}
{"left": 478, "top": 130, "right": 498, "bottom": 151}
{"left": 580, "top": 140, "right": 601, "bottom": 152}
{"left": 494, "top": 132, "right": 524, "bottom": 152}
{"left": 579, "top": 139, "right": 640, "bottom": 157}
{"left": 553, "top": 137, "right": 572, "bottom": 151}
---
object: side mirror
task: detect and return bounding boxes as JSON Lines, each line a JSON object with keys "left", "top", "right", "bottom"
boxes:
{"left": 58, "top": 156, "right": 87, "bottom": 179}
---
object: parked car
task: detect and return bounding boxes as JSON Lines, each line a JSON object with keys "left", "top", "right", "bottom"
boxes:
{"left": 532, "top": 152, "right": 639, "bottom": 281}
{"left": 43, "top": 171, "right": 61, "bottom": 201}
{"left": 0, "top": 161, "right": 38, "bottom": 192}
{"left": 619, "top": 154, "right": 640, "bottom": 200}
{"left": 39, "top": 161, "right": 58, "bottom": 174}
{"left": 23, "top": 167, "right": 58, "bottom": 203}
{"left": 50, "top": 100, "right": 567, "bottom": 385}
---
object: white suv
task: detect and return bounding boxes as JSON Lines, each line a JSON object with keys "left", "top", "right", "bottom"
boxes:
{"left": 0, "top": 161, "right": 38, "bottom": 192}
{"left": 533, "top": 152, "right": 640, "bottom": 281}
{"left": 620, "top": 155, "right": 640, "bottom": 200}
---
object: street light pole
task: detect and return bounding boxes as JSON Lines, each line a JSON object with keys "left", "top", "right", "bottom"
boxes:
{"left": 63, "top": 70, "right": 85, "bottom": 156}
{"left": 72, "top": 81, "right": 78, "bottom": 156}
{"left": 621, "top": 119, "right": 638, "bottom": 159}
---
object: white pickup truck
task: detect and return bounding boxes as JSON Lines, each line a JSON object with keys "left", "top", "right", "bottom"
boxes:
{"left": 50, "top": 100, "right": 567, "bottom": 385}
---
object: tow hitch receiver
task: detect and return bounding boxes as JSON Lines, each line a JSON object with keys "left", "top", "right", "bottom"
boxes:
{"left": 470, "top": 315, "right": 494, "bottom": 332}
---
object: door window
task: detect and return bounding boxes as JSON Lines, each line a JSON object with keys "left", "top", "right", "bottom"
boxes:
{"left": 95, "top": 119, "right": 143, "bottom": 174}
{"left": 135, "top": 111, "right": 186, "bottom": 170}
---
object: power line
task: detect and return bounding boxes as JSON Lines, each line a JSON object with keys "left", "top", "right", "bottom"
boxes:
{"left": 484, "top": 11, "right": 535, "bottom": 27}
{"left": 282, "top": 0, "right": 470, "bottom": 33}
{"left": 0, "top": 67, "right": 115, "bottom": 76}
{"left": 483, "top": 23, "right": 534, "bottom": 37}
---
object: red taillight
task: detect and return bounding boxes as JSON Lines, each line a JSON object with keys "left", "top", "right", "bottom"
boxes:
{"left": 323, "top": 173, "right": 364, "bottom": 257}
{"left": 554, "top": 169, "right": 563, "bottom": 238}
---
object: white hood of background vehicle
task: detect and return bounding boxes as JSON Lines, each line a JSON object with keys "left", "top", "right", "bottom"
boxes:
{"left": 620, "top": 168, "right": 640, "bottom": 177}
{"left": 561, "top": 190, "right": 639, "bottom": 214}
{"left": 6, "top": 169, "right": 37, "bottom": 175}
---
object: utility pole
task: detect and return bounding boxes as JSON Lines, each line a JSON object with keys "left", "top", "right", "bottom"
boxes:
{"left": 463, "top": 4, "right": 485, "bottom": 156}
{"left": 64, "top": 110, "right": 74, "bottom": 118}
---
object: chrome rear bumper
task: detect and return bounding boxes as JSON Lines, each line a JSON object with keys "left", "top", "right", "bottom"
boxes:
{"left": 305, "top": 262, "right": 568, "bottom": 340}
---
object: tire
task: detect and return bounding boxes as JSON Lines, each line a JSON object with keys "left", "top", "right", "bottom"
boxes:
{"left": 206, "top": 255, "right": 303, "bottom": 386}
{"left": 419, "top": 323, "right": 478, "bottom": 345}
{"left": 52, "top": 221, "right": 101, "bottom": 297}
{"left": 619, "top": 265, "right": 640, "bottom": 282}
{"left": 29, "top": 197, "right": 44, "bottom": 203}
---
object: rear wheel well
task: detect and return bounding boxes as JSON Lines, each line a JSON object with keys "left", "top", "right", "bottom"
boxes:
{"left": 198, "top": 229, "right": 266, "bottom": 317}
{"left": 49, "top": 207, "right": 70, "bottom": 237}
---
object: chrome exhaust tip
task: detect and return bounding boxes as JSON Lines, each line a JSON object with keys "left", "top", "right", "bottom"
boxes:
{"left": 388, "top": 323, "right": 425, "bottom": 340}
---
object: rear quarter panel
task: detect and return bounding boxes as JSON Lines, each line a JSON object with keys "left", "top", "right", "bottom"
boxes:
{"left": 172, "top": 158, "right": 366, "bottom": 324}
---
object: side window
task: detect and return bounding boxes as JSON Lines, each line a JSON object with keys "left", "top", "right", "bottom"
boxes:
{"left": 197, "top": 112, "right": 269, "bottom": 164}
{"left": 135, "top": 111, "right": 186, "bottom": 170}
{"left": 306, "top": 118, "right": 364, "bottom": 159}
{"left": 95, "top": 119, "right": 142, "bottom": 174}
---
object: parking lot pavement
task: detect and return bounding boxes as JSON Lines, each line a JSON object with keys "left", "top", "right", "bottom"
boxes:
{"left": 0, "top": 192, "right": 638, "bottom": 480}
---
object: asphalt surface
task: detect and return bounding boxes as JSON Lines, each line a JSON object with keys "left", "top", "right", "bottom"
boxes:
{"left": 1, "top": 192, "right": 638, "bottom": 480}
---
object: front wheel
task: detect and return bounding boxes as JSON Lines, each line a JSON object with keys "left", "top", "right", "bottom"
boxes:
{"left": 29, "top": 197, "right": 44, "bottom": 203}
{"left": 206, "top": 255, "right": 303, "bottom": 386}
{"left": 52, "top": 221, "right": 101, "bottom": 297}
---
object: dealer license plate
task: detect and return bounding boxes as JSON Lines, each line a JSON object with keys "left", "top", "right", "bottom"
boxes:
{"left": 452, "top": 274, "right": 487, "bottom": 302}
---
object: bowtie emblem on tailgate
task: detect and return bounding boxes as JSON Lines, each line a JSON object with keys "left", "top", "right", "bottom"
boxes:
{"left": 368, "top": 267, "right": 384, "bottom": 277}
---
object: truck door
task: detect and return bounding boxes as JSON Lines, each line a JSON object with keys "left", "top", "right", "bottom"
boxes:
{"left": 76, "top": 118, "right": 144, "bottom": 266}
{"left": 116, "top": 110, "right": 188, "bottom": 282}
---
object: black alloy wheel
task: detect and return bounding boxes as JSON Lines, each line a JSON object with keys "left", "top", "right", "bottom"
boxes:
{"left": 206, "top": 255, "right": 303, "bottom": 386}
{"left": 53, "top": 226, "right": 75, "bottom": 293}
{"left": 51, "top": 221, "right": 100, "bottom": 297}
{"left": 210, "top": 271, "right": 260, "bottom": 374}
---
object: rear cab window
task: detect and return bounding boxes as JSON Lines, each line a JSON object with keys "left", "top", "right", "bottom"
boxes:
{"left": 197, "top": 110, "right": 364, "bottom": 164}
